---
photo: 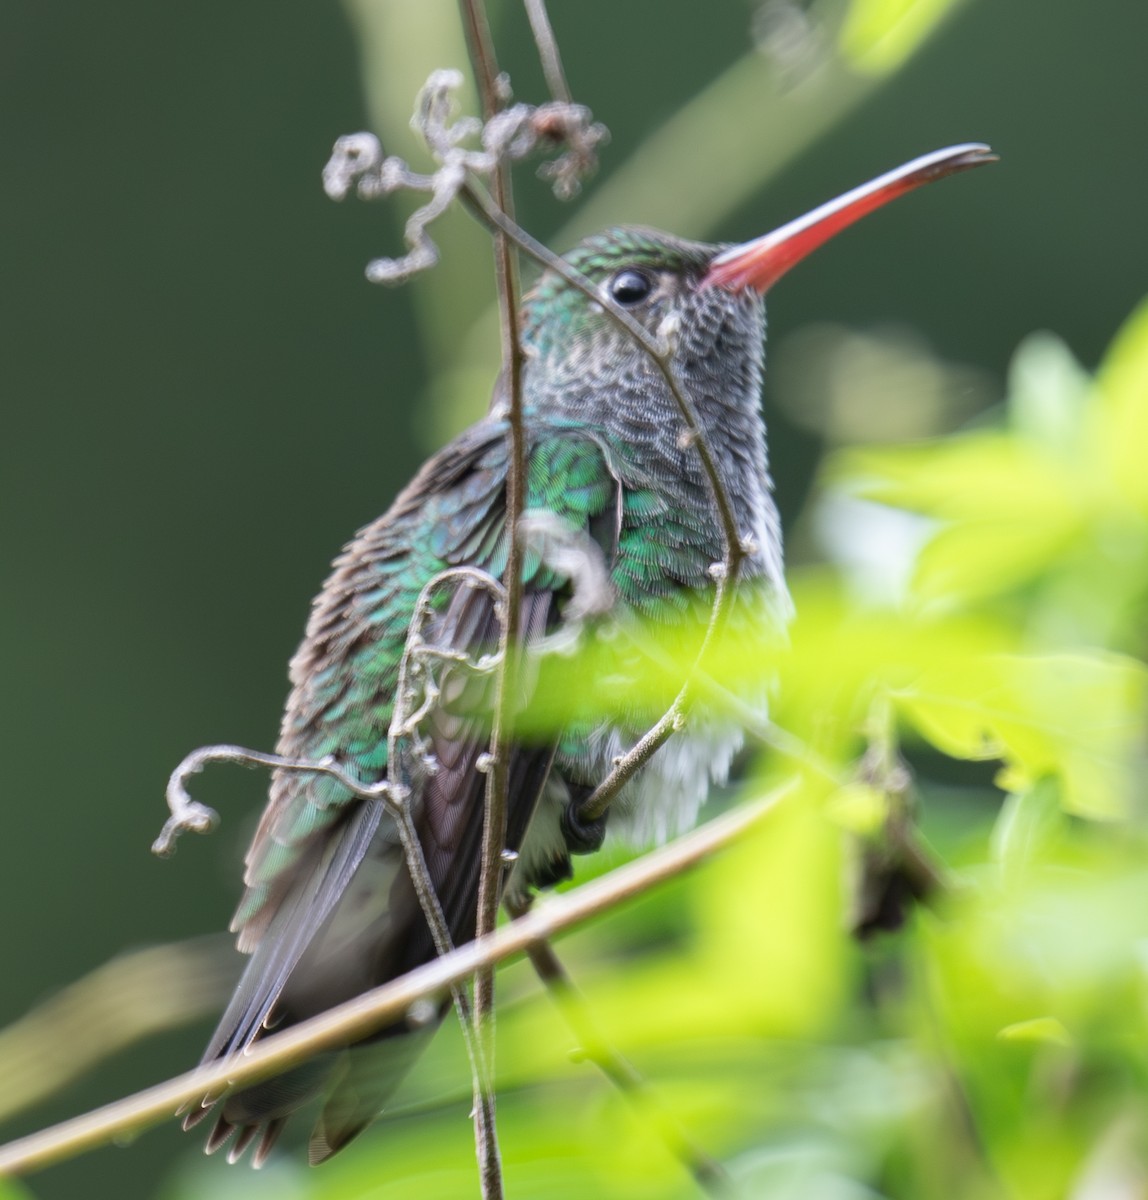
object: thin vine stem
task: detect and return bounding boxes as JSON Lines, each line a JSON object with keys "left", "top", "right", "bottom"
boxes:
{"left": 580, "top": 572, "right": 732, "bottom": 822}
{"left": 456, "top": 3, "right": 526, "bottom": 1194}
{"left": 505, "top": 894, "right": 731, "bottom": 1196}
{"left": 523, "top": 0, "right": 573, "bottom": 104}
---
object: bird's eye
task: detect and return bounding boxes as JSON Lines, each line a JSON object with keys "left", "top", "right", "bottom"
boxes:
{"left": 608, "top": 269, "right": 654, "bottom": 306}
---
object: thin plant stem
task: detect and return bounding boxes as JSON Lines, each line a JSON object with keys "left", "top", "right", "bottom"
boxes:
{"left": 457, "top": 0, "right": 504, "bottom": 124}
{"left": 579, "top": 574, "right": 731, "bottom": 822}
{"left": 505, "top": 895, "right": 731, "bottom": 1197}
{"left": 523, "top": 0, "right": 573, "bottom": 104}
{"left": 456, "top": 3, "right": 525, "bottom": 1193}
{"left": 0, "top": 779, "right": 795, "bottom": 1179}
{"left": 905, "top": 944, "right": 999, "bottom": 1192}
{"left": 607, "top": 620, "right": 843, "bottom": 785}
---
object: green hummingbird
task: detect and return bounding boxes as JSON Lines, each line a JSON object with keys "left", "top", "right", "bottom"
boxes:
{"left": 185, "top": 144, "right": 994, "bottom": 1165}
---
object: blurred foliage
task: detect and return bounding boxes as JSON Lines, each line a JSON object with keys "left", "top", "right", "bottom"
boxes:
{"left": 838, "top": 305, "right": 1148, "bottom": 648}
{"left": 840, "top": 0, "right": 966, "bottom": 73}
{"left": 0, "top": 940, "right": 234, "bottom": 1127}
{"left": 5, "top": 0, "right": 1148, "bottom": 1197}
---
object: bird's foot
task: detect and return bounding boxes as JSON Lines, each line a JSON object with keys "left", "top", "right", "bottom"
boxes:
{"left": 561, "top": 787, "right": 609, "bottom": 855}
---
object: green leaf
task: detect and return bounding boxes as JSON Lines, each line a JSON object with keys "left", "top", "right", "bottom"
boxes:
{"left": 911, "top": 514, "right": 1077, "bottom": 602}
{"left": 839, "top": 0, "right": 968, "bottom": 74}
{"left": 839, "top": 434, "right": 1058, "bottom": 518}
{"left": 826, "top": 782, "right": 889, "bottom": 836}
{"left": 0, "top": 1182, "right": 37, "bottom": 1200}
{"left": 693, "top": 783, "right": 847, "bottom": 1037}
{"left": 897, "top": 652, "right": 1148, "bottom": 818}
{"left": 827, "top": 312, "right": 1148, "bottom": 610}
{"left": 1007, "top": 332, "right": 1091, "bottom": 451}
{"left": 1096, "top": 295, "right": 1148, "bottom": 513}
{"left": 839, "top": 432, "right": 1085, "bottom": 602}
{"left": 998, "top": 1017, "right": 1073, "bottom": 1047}
{"left": 774, "top": 574, "right": 1015, "bottom": 753}
{"left": 990, "top": 780, "right": 1065, "bottom": 880}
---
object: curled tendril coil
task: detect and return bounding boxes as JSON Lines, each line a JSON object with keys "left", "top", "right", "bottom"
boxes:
{"left": 323, "top": 69, "right": 608, "bottom": 284}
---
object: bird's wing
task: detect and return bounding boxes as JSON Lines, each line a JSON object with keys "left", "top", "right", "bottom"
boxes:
{"left": 191, "top": 421, "right": 624, "bottom": 1156}
{"left": 232, "top": 422, "right": 622, "bottom": 950}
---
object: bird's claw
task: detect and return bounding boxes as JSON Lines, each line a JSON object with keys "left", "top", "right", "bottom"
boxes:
{"left": 561, "top": 795, "right": 608, "bottom": 855}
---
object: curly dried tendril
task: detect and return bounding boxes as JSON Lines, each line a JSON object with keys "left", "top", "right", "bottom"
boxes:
{"left": 323, "top": 69, "right": 607, "bottom": 284}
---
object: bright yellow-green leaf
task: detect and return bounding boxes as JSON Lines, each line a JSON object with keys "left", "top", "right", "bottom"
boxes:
{"left": 512, "top": 591, "right": 789, "bottom": 738}
{"left": 1007, "top": 332, "right": 1092, "bottom": 451}
{"left": 826, "top": 782, "right": 889, "bottom": 835}
{"left": 839, "top": 433, "right": 1071, "bottom": 520}
{"left": 839, "top": 0, "right": 966, "bottom": 74}
{"left": 895, "top": 689, "right": 1002, "bottom": 763}
{"left": 1096, "top": 295, "right": 1148, "bottom": 512}
{"left": 897, "top": 652, "right": 1148, "bottom": 818}
{"left": 775, "top": 574, "right": 1015, "bottom": 752}
{"left": 835, "top": 433, "right": 1087, "bottom": 600}
{"left": 824, "top": 313, "right": 1148, "bottom": 608}
{"left": 925, "top": 855, "right": 1148, "bottom": 1037}
{"left": 565, "top": 786, "right": 844, "bottom": 1049}
{"left": 990, "top": 781, "right": 1065, "bottom": 879}
{"left": 998, "top": 1016, "right": 1073, "bottom": 1047}
{"left": 912, "top": 514, "right": 1079, "bottom": 602}
{"left": 916, "top": 846, "right": 1148, "bottom": 1199}
{"left": 693, "top": 783, "right": 846, "bottom": 1036}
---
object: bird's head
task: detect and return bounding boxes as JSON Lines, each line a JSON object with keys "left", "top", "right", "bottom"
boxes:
{"left": 519, "top": 144, "right": 996, "bottom": 398}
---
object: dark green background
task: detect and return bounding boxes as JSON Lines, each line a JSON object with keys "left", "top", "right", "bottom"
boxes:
{"left": 1, "top": 1, "right": 1144, "bottom": 1197}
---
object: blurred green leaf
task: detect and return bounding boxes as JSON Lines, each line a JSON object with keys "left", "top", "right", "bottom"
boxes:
{"left": 839, "top": 0, "right": 966, "bottom": 74}
{"left": 775, "top": 573, "right": 1014, "bottom": 754}
{"left": 693, "top": 782, "right": 848, "bottom": 1035}
{"left": 917, "top": 847, "right": 1148, "bottom": 1197}
{"left": 827, "top": 782, "right": 889, "bottom": 836}
{"left": 0, "top": 1181, "right": 37, "bottom": 1200}
{"left": 1007, "top": 331, "right": 1092, "bottom": 452}
{"left": 989, "top": 779, "right": 1065, "bottom": 880}
{"left": 1096, "top": 295, "right": 1148, "bottom": 512}
{"left": 897, "top": 651, "right": 1148, "bottom": 818}
{"left": 831, "top": 313, "right": 1148, "bottom": 634}
{"left": 997, "top": 1016, "right": 1072, "bottom": 1047}
{"left": 840, "top": 433, "right": 1082, "bottom": 602}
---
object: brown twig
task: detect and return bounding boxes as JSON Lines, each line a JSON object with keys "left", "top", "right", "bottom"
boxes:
{"left": 0, "top": 779, "right": 795, "bottom": 1179}
{"left": 456, "top": 4, "right": 524, "bottom": 1194}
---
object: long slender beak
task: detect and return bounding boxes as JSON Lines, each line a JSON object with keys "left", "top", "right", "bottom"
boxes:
{"left": 702, "top": 143, "right": 998, "bottom": 294}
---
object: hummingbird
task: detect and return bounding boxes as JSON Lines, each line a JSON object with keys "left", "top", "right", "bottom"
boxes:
{"left": 186, "top": 144, "right": 995, "bottom": 1165}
